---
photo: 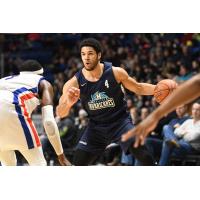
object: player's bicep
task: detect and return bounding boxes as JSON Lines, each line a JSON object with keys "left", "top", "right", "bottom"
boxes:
{"left": 59, "top": 83, "right": 69, "bottom": 104}
{"left": 112, "top": 67, "right": 129, "bottom": 83}
{"left": 113, "top": 67, "right": 140, "bottom": 92}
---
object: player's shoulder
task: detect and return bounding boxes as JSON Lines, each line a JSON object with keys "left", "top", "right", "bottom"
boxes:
{"left": 112, "top": 66, "right": 124, "bottom": 72}
{"left": 111, "top": 66, "right": 128, "bottom": 83}
{"left": 64, "top": 76, "right": 79, "bottom": 89}
{"left": 70, "top": 75, "right": 79, "bottom": 84}
{"left": 112, "top": 66, "right": 128, "bottom": 77}
{"left": 38, "top": 79, "right": 52, "bottom": 91}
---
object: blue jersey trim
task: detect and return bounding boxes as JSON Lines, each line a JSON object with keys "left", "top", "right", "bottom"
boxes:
{"left": 13, "top": 87, "right": 38, "bottom": 149}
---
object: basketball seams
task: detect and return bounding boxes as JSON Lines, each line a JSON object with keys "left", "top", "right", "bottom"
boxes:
{"left": 154, "top": 89, "right": 170, "bottom": 103}
{"left": 154, "top": 79, "right": 177, "bottom": 104}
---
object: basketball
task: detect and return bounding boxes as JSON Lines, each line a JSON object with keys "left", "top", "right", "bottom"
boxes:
{"left": 154, "top": 79, "right": 178, "bottom": 104}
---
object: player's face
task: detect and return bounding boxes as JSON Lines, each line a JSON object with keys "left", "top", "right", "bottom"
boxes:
{"left": 81, "top": 46, "right": 101, "bottom": 71}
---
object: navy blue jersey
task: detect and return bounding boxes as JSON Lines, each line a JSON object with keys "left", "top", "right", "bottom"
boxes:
{"left": 75, "top": 62, "right": 129, "bottom": 124}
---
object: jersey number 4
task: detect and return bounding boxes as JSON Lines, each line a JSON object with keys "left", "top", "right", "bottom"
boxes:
{"left": 105, "top": 80, "right": 109, "bottom": 88}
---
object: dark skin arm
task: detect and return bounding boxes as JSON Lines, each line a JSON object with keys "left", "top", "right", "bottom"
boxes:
{"left": 38, "top": 80, "right": 71, "bottom": 166}
{"left": 38, "top": 79, "right": 54, "bottom": 106}
{"left": 122, "top": 73, "right": 200, "bottom": 147}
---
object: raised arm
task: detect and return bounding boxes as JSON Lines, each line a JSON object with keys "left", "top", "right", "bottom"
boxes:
{"left": 56, "top": 76, "right": 80, "bottom": 119}
{"left": 112, "top": 67, "right": 156, "bottom": 95}
{"left": 39, "top": 79, "right": 71, "bottom": 165}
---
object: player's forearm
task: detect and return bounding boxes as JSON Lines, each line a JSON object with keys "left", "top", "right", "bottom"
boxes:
{"left": 56, "top": 102, "right": 71, "bottom": 118}
{"left": 127, "top": 83, "right": 156, "bottom": 95}
{"left": 134, "top": 83, "right": 156, "bottom": 95}
{"left": 61, "top": 103, "right": 71, "bottom": 117}
{"left": 57, "top": 94, "right": 72, "bottom": 118}
{"left": 116, "top": 68, "right": 155, "bottom": 95}
{"left": 124, "top": 80, "right": 156, "bottom": 95}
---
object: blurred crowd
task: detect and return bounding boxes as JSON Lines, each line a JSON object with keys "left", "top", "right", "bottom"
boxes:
{"left": 1, "top": 33, "right": 200, "bottom": 165}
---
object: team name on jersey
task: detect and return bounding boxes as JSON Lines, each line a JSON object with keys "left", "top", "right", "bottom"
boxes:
{"left": 88, "top": 91, "right": 115, "bottom": 110}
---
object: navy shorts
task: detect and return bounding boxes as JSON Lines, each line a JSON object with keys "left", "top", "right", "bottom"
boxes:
{"left": 76, "top": 116, "right": 135, "bottom": 155}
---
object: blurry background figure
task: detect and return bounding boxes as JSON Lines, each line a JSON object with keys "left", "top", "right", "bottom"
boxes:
{"left": 159, "top": 102, "right": 200, "bottom": 165}
{"left": 140, "top": 107, "right": 150, "bottom": 121}
{"left": 75, "top": 108, "right": 89, "bottom": 141}
{"left": 130, "top": 107, "right": 140, "bottom": 125}
{"left": 144, "top": 103, "right": 190, "bottom": 164}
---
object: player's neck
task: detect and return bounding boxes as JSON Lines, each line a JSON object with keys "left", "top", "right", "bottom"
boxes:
{"left": 83, "top": 63, "right": 104, "bottom": 82}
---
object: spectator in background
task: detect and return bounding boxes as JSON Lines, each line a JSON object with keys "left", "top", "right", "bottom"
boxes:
{"left": 144, "top": 104, "right": 190, "bottom": 164}
{"left": 140, "top": 107, "right": 150, "bottom": 122}
{"left": 175, "top": 64, "right": 194, "bottom": 84}
{"left": 126, "top": 98, "right": 134, "bottom": 110}
{"left": 130, "top": 107, "right": 140, "bottom": 125}
{"left": 159, "top": 102, "right": 200, "bottom": 165}
{"left": 75, "top": 108, "right": 89, "bottom": 141}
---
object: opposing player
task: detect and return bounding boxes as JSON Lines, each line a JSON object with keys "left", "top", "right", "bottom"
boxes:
{"left": 56, "top": 38, "right": 156, "bottom": 165}
{"left": 0, "top": 60, "right": 70, "bottom": 166}
{"left": 122, "top": 73, "right": 200, "bottom": 148}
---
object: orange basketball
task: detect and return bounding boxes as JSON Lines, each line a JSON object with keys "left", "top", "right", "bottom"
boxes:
{"left": 154, "top": 79, "right": 178, "bottom": 104}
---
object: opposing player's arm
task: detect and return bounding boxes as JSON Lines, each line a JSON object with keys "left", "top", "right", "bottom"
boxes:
{"left": 39, "top": 79, "right": 54, "bottom": 106}
{"left": 56, "top": 76, "right": 80, "bottom": 118}
{"left": 112, "top": 67, "right": 155, "bottom": 95}
{"left": 38, "top": 80, "right": 71, "bottom": 165}
{"left": 122, "top": 73, "right": 200, "bottom": 148}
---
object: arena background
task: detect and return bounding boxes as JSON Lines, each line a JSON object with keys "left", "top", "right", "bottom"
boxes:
{"left": 1, "top": 0, "right": 200, "bottom": 197}
{"left": 0, "top": 33, "right": 200, "bottom": 166}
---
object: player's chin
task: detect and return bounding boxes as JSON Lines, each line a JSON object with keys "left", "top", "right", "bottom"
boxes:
{"left": 84, "top": 65, "right": 95, "bottom": 71}
{"left": 84, "top": 67, "right": 93, "bottom": 71}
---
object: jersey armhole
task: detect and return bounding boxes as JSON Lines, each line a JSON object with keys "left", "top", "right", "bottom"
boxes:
{"left": 111, "top": 66, "right": 121, "bottom": 85}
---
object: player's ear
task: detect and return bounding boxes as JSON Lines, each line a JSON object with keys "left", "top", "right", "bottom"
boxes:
{"left": 98, "top": 52, "right": 101, "bottom": 60}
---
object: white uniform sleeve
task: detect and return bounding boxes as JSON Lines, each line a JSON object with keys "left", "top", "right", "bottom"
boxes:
{"left": 42, "top": 105, "right": 63, "bottom": 155}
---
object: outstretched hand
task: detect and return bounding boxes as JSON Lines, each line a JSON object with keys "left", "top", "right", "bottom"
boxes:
{"left": 57, "top": 153, "right": 72, "bottom": 166}
{"left": 121, "top": 114, "right": 159, "bottom": 148}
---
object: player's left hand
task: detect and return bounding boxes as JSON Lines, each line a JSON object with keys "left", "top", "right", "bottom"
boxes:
{"left": 57, "top": 153, "right": 72, "bottom": 166}
{"left": 121, "top": 114, "right": 159, "bottom": 148}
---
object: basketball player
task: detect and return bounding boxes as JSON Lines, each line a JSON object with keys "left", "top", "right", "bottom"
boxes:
{"left": 56, "top": 38, "right": 156, "bottom": 165}
{"left": 122, "top": 73, "right": 200, "bottom": 148}
{"left": 0, "top": 60, "right": 70, "bottom": 166}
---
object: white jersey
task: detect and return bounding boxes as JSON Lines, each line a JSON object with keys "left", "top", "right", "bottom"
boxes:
{"left": 0, "top": 73, "right": 44, "bottom": 151}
